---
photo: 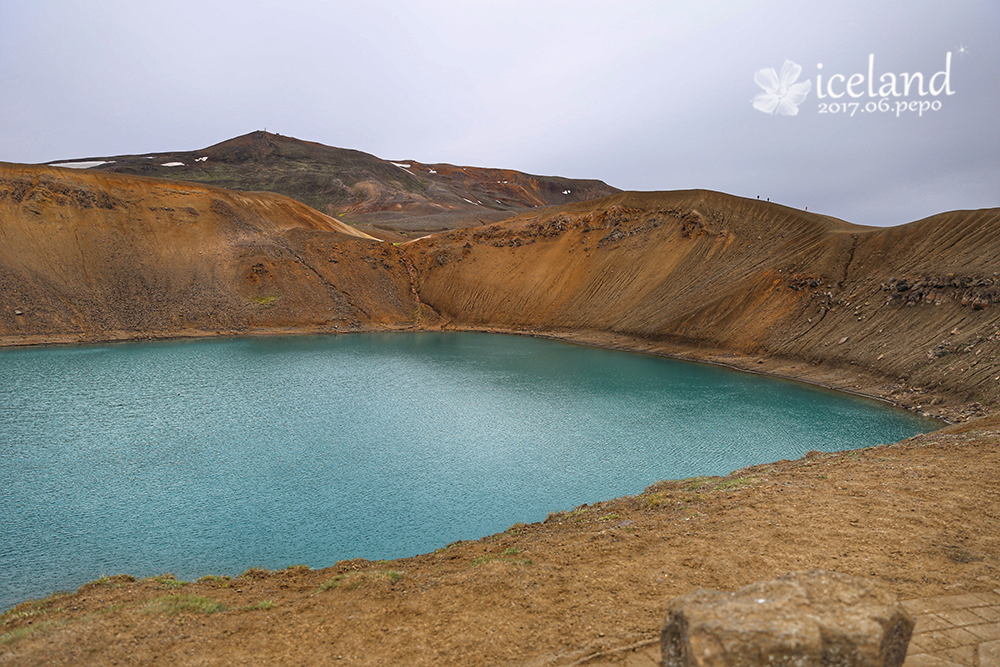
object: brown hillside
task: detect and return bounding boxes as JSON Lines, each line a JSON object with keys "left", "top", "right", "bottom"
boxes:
{"left": 405, "top": 190, "right": 1000, "bottom": 419}
{"left": 0, "top": 163, "right": 424, "bottom": 345}
{"left": 2, "top": 170, "right": 996, "bottom": 413}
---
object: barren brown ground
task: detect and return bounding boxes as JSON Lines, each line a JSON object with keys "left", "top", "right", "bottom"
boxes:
{"left": 2, "top": 414, "right": 997, "bottom": 666}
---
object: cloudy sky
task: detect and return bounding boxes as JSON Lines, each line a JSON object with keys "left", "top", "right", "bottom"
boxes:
{"left": 1, "top": 1, "right": 996, "bottom": 226}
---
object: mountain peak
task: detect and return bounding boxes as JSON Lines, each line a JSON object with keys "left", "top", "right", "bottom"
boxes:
{"left": 47, "top": 132, "right": 621, "bottom": 241}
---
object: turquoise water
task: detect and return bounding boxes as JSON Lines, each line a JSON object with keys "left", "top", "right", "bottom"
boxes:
{"left": 0, "top": 333, "right": 937, "bottom": 610}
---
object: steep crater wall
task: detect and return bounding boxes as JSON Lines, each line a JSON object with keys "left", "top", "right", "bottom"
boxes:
{"left": 1, "top": 165, "right": 997, "bottom": 419}
{"left": 404, "top": 191, "right": 1000, "bottom": 417}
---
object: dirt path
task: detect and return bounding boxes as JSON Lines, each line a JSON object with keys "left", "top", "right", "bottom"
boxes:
{"left": 3, "top": 417, "right": 998, "bottom": 666}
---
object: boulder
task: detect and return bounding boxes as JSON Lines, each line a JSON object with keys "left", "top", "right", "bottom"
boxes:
{"left": 661, "top": 570, "right": 913, "bottom": 667}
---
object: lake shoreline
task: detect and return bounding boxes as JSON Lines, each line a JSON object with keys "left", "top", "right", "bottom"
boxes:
{"left": 1, "top": 329, "right": 939, "bottom": 611}
{"left": 3, "top": 322, "right": 974, "bottom": 424}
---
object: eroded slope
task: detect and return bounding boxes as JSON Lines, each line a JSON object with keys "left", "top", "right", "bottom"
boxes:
{"left": 0, "top": 163, "right": 424, "bottom": 345}
{"left": 405, "top": 190, "right": 1000, "bottom": 415}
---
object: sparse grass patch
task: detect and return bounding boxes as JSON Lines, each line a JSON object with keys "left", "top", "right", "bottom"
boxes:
{"left": 714, "top": 477, "right": 762, "bottom": 492}
{"left": 196, "top": 575, "right": 231, "bottom": 586}
{"left": 76, "top": 574, "right": 136, "bottom": 594}
{"left": 644, "top": 491, "right": 671, "bottom": 507}
{"left": 1, "top": 592, "right": 71, "bottom": 626}
{"left": 148, "top": 574, "right": 188, "bottom": 590}
{"left": 238, "top": 568, "right": 270, "bottom": 580}
{"left": 645, "top": 474, "right": 761, "bottom": 505}
{"left": 473, "top": 548, "right": 532, "bottom": 567}
{"left": 684, "top": 477, "right": 711, "bottom": 491}
{"left": 646, "top": 491, "right": 699, "bottom": 507}
{"left": 313, "top": 569, "right": 403, "bottom": 594}
{"left": 596, "top": 513, "right": 622, "bottom": 522}
{"left": 435, "top": 539, "right": 464, "bottom": 553}
{"left": 251, "top": 295, "right": 280, "bottom": 307}
{"left": 280, "top": 564, "right": 311, "bottom": 574}
{"left": 236, "top": 599, "right": 273, "bottom": 611}
{"left": 0, "top": 620, "right": 64, "bottom": 646}
{"left": 505, "top": 522, "right": 527, "bottom": 535}
{"left": 145, "top": 594, "right": 226, "bottom": 615}
{"left": 315, "top": 574, "right": 349, "bottom": 593}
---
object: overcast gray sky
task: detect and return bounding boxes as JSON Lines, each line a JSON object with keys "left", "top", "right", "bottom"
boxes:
{"left": 1, "top": 1, "right": 996, "bottom": 226}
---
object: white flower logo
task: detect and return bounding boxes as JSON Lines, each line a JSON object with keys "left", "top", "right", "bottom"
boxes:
{"left": 753, "top": 60, "right": 811, "bottom": 115}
